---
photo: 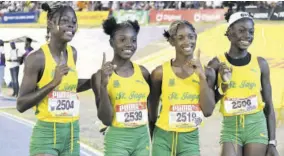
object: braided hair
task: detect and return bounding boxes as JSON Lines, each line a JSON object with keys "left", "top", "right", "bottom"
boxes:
{"left": 41, "top": 2, "right": 77, "bottom": 41}
{"left": 102, "top": 17, "right": 140, "bottom": 39}
{"left": 163, "top": 20, "right": 196, "bottom": 42}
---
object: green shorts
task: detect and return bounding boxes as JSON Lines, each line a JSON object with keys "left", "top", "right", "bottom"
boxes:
{"left": 220, "top": 111, "right": 268, "bottom": 146}
{"left": 104, "top": 125, "right": 151, "bottom": 156}
{"left": 30, "top": 120, "right": 80, "bottom": 156}
{"left": 152, "top": 127, "right": 200, "bottom": 156}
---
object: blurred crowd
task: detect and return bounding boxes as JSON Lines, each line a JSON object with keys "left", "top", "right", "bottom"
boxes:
{"left": 1, "top": 1, "right": 283, "bottom": 13}
{"left": 0, "top": 1, "right": 40, "bottom": 13}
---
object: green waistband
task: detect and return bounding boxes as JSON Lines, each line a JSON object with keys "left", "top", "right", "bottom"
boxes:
{"left": 223, "top": 111, "right": 265, "bottom": 124}
{"left": 36, "top": 120, "right": 79, "bottom": 128}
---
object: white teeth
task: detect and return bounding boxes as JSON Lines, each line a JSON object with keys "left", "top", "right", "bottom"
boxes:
{"left": 123, "top": 50, "right": 132, "bottom": 53}
{"left": 66, "top": 31, "right": 73, "bottom": 35}
{"left": 184, "top": 47, "right": 192, "bottom": 51}
{"left": 240, "top": 41, "right": 249, "bottom": 45}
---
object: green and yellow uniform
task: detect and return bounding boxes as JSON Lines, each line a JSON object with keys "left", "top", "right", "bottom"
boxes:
{"left": 30, "top": 44, "right": 80, "bottom": 156}
{"left": 104, "top": 63, "right": 151, "bottom": 156}
{"left": 152, "top": 61, "right": 204, "bottom": 156}
{"left": 217, "top": 53, "right": 268, "bottom": 146}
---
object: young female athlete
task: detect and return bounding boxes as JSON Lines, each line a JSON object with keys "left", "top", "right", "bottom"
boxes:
{"left": 207, "top": 11, "right": 279, "bottom": 156}
{"left": 149, "top": 20, "right": 216, "bottom": 156}
{"left": 16, "top": 3, "right": 91, "bottom": 156}
{"left": 91, "top": 17, "right": 151, "bottom": 156}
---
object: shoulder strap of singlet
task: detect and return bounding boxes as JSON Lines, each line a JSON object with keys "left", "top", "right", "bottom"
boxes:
{"left": 132, "top": 62, "right": 146, "bottom": 79}
{"left": 217, "top": 53, "right": 227, "bottom": 64}
{"left": 162, "top": 61, "right": 171, "bottom": 85}
{"left": 66, "top": 45, "right": 75, "bottom": 67}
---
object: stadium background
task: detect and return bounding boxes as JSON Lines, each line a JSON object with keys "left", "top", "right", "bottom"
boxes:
{"left": 0, "top": 1, "right": 284, "bottom": 156}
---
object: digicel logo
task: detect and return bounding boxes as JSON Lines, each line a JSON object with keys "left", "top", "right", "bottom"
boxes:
{"left": 194, "top": 12, "right": 222, "bottom": 22}
{"left": 156, "top": 13, "right": 182, "bottom": 22}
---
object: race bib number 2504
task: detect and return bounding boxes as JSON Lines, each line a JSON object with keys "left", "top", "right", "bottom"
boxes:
{"left": 48, "top": 91, "right": 80, "bottom": 117}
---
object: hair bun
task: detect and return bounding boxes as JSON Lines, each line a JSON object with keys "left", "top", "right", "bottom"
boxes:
{"left": 102, "top": 17, "right": 118, "bottom": 36}
{"left": 42, "top": 3, "right": 51, "bottom": 12}
{"left": 163, "top": 30, "right": 170, "bottom": 40}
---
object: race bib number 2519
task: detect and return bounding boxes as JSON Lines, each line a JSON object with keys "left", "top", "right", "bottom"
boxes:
{"left": 169, "top": 104, "right": 203, "bottom": 128}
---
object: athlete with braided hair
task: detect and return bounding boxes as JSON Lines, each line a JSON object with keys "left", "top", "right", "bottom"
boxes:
{"left": 16, "top": 2, "right": 91, "bottom": 156}
{"left": 91, "top": 17, "right": 151, "bottom": 156}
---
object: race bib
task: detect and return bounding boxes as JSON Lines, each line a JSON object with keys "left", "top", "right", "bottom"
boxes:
{"left": 224, "top": 95, "right": 258, "bottom": 115}
{"left": 169, "top": 104, "right": 203, "bottom": 128}
{"left": 116, "top": 102, "right": 148, "bottom": 127}
{"left": 48, "top": 91, "right": 80, "bottom": 117}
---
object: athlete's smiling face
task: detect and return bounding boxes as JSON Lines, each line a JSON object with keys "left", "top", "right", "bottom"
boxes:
{"left": 228, "top": 18, "right": 254, "bottom": 50}
{"left": 49, "top": 8, "right": 78, "bottom": 42}
{"left": 170, "top": 24, "right": 197, "bottom": 57}
{"left": 111, "top": 27, "right": 138, "bottom": 60}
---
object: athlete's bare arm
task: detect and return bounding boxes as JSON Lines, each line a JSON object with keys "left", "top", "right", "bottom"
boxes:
{"left": 91, "top": 70, "right": 102, "bottom": 109}
{"left": 258, "top": 57, "right": 276, "bottom": 141}
{"left": 17, "top": 48, "right": 70, "bottom": 113}
{"left": 199, "top": 67, "right": 216, "bottom": 117}
{"left": 140, "top": 65, "right": 151, "bottom": 85}
{"left": 192, "top": 50, "right": 215, "bottom": 117}
{"left": 149, "top": 65, "right": 162, "bottom": 134}
{"left": 71, "top": 46, "right": 91, "bottom": 92}
{"left": 16, "top": 50, "right": 56, "bottom": 113}
{"left": 140, "top": 65, "right": 151, "bottom": 109}
{"left": 140, "top": 65, "right": 151, "bottom": 128}
{"left": 207, "top": 57, "right": 229, "bottom": 103}
{"left": 91, "top": 53, "right": 114, "bottom": 126}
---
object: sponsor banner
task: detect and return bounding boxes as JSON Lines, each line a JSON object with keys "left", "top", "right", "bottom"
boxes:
{"left": 149, "top": 10, "right": 191, "bottom": 23}
{"left": 270, "top": 6, "right": 284, "bottom": 20}
{"left": 112, "top": 10, "right": 149, "bottom": 25}
{"left": 192, "top": 9, "right": 227, "bottom": 22}
{"left": 245, "top": 7, "right": 270, "bottom": 20}
{"left": 245, "top": 6, "right": 284, "bottom": 20}
{"left": 0, "top": 12, "right": 38, "bottom": 24}
{"left": 149, "top": 9, "right": 226, "bottom": 23}
{"left": 38, "top": 11, "right": 109, "bottom": 26}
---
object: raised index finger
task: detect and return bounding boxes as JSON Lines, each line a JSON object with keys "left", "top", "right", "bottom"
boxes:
{"left": 102, "top": 52, "right": 106, "bottom": 68}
